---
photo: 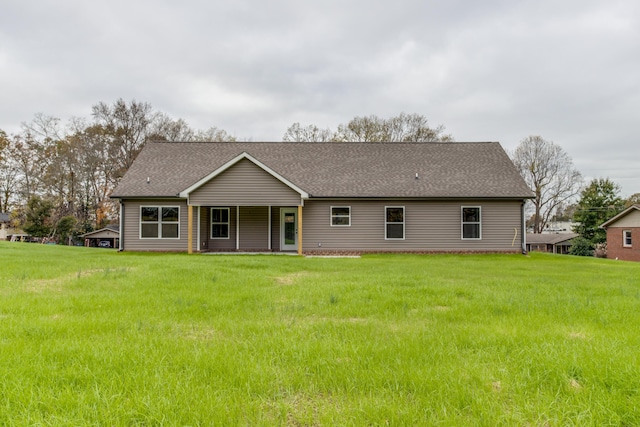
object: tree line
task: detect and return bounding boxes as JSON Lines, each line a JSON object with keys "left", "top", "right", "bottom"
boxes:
{"left": 511, "top": 135, "right": 639, "bottom": 256}
{"left": 2, "top": 98, "right": 636, "bottom": 254}
{"left": 0, "top": 100, "right": 450, "bottom": 241}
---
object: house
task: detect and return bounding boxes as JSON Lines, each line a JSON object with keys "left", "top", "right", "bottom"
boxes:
{"left": 600, "top": 204, "right": 640, "bottom": 262}
{"left": 0, "top": 212, "right": 10, "bottom": 240}
{"left": 110, "top": 141, "right": 534, "bottom": 254}
{"left": 525, "top": 233, "right": 578, "bottom": 254}
{"left": 81, "top": 224, "right": 120, "bottom": 248}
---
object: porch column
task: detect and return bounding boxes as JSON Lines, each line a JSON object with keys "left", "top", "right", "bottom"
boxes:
{"left": 188, "top": 204, "right": 193, "bottom": 254}
{"left": 297, "top": 205, "right": 303, "bottom": 256}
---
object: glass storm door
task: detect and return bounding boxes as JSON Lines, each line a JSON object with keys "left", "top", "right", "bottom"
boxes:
{"left": 281, "top": 208, "right": 298, "bottom": 251}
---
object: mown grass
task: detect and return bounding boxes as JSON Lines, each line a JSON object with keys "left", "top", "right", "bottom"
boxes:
{"left": 1, "top": 241, "right": 639, "bottom": 426}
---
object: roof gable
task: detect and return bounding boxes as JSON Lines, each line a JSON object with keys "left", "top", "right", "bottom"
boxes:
{"left": 179, "top": 152, "right": 309, "bottom": 198}
{"left": 601, "top": 204, "right": 640, "bottom": 228}
{"left": 111, "top": 141, "right": 534, "bottom": 199}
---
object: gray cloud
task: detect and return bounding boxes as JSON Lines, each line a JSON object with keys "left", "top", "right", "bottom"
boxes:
{"left": 1, "top": 0, "right": 638, "bottom": 195}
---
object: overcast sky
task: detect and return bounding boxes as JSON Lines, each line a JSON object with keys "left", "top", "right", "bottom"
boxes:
{"left": 1, "top": 0, "right": 638, "bottom": 196}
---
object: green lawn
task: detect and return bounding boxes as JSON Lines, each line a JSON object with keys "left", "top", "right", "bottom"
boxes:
{"left": 1, "top": 242, "right": 639, "bottom": 426}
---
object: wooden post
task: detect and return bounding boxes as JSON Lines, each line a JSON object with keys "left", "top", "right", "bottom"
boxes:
{"left": 297, "top": 205, "right": 303, "bottom": 256}
{"left": 188, "top": 204, "right": 193, "bottom": 254}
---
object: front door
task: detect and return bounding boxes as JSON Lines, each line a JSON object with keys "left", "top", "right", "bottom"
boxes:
{"left": 280, "top": 208, "right": 298, "bottom": 251}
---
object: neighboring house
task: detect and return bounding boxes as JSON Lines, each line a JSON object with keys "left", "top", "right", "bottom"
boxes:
{"left": 541, "top": 220, "right": 578, "bottom": 234}
{"left": 110, "top": 141, "right": 534, "bottom": 254}
{"left": 0, "top": 212, "right": 9, "bottom": 240}
{"left": 600, "top": 204, "right": 640, "bottom": 262}
{"left": 526, "top": 233, "right": 579, "bottom": 254}
{"left": 81, "top": 224, "right": 120, "bottom": 248}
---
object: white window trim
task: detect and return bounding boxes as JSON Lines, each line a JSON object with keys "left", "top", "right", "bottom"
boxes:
{"left": 139, "top": 206, "right": 180, "bottom": 240}
{"left": 330, "top": 206, "right": 351, "bottom": 227}
{"left": 211, "top": 207, "right": 230, "bottom": 239}
{"left": 385, "top": 206, "right": 405, "bottom": 240}
{"left": 461, "top": 206, "right": 482, "bottom": 240}
{"left": 623, "top": 230, "right": 632, "bottom": 247}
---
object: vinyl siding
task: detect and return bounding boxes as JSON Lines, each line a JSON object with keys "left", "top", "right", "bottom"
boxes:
{"left": 122, "top": 199, "right": 194, "bottom": 251}
{"left": 200, "top": 206, "right": 237, "bottom": 251}
{"left": 197, "top": 206, "right": 282, "bottom": 251}
{"left": 301, "top": 199, "right": 523, "bottom": 252}
{"left": 239, "top": 206, "right": 270, "bottom": 250}
{"left": 189, "top": 158, "right": 303, "bottom": 206}
{"left": 606, "top": 210, "right": 640, "bottom": 228}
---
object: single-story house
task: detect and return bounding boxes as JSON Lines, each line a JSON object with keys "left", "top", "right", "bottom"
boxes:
{"left": 525, "top": 233, "right": 579, "bottom": 254}
{"left": 81, "top": 224, "right": 120, "bottom": 248}
{"left": 600, "top": 204, "right": 640, "bottom": 262}
{"left": 110, "top": 141, "right": 534, "bottom": 254}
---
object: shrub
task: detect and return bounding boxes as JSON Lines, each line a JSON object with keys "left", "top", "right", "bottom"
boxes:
{"left": 569, "top": 237, "right": 594, "bottom": 257}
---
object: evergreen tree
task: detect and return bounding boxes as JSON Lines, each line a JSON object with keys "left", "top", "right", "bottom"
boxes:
{"left": 573, "top": 178, "right": 625, "bottom": 244}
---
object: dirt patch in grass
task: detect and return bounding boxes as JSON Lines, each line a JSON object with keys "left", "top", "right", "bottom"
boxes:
{"left": 25, "top": 268, "right": 131, "bottom": 293}
{"left": 177, "top": 324, "right": 222, "bottom": 341}
{"left": 274, "top": 271, "right": 313, "bottom": 285}
{"left": 568, "top": 332, "right": 589, "bottom": 340}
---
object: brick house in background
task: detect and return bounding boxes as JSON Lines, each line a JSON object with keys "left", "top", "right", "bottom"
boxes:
{"left": 601, "top": 204, "right": 640, "bottom": 262}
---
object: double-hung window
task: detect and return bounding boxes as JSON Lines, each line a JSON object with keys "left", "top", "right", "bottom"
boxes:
{"left": 385, "top": 206, "right": 405, "bottom": 240}
{"left": 462, "top": 207, "right": 481, "bottom": 239}
{"left": 623, "top": 230, "right": 632, "bottom": 247}
{"left": 140, "top": 206, "right": 180, "bottom": 239}
{"left": 211, "top": 208, "right": 230, "bottom": 239}
{"left": 331, "top": 206, "right": 351, "bottom": 226}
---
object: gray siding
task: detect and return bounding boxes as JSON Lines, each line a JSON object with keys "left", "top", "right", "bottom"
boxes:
{"left": 189, "top": 159, "right": 303, "bottom": 206}
{"left": 122, "top": 199, "right": 195, "bottom": 252}
{"left": 123, "top": 198, "right": 523, "bottom": 253}
{"left": 200, "top": 206, "right": 237, "bottom": 251}
{"left": 301, "top": 199, "right": 523, "bottom": 252}
{"left": 197, "top": 206, "right": 282, "bottom": 251}
{"left": 239, "top": 206, "right": 269, "bottom": 250}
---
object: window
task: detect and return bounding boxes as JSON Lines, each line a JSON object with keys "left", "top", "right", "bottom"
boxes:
{"left": 385, "top": 206, "right": 404, "bottom": 240}
{"left": 211, "top": 208, "right": 230, "bottom": 239}
{"left": 623, "top": 230, "right": 632, "bottom": 247}
{"left": 462, "top": 207, "right": 481, "bottom": 239}
{"left": 331, "top": 206, "right": 351, "bottom": 226}
{"left": 140, "top": 206, "right": 180, "bottom": 239}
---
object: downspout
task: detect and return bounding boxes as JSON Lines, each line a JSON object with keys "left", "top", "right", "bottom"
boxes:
{"left": 119, "top": 200, "right": 124, "bottom": 251}
{"left": 521, "top": 200, "right": 527, "bottom": 254}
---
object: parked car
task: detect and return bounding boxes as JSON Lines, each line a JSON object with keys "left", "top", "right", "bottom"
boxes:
{"left": 98, "top": 240, "right": 111, "bottom": 248}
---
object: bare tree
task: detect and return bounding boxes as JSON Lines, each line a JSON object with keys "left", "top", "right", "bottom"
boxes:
{"left": 511, "top": 136, "right": 583, "bottom": 233}
{"left": 92, "top": 98, "right": 153, "bottom": 175}
{"left": 192, "top": 126, "right": 237, "bottom": 142}
{"left": 0, "top": 130, "right": 18, "bottom": 211}
{"left": 334, "top": 113, "right": 452, "bottom": 142}
{"left": 282, "top": 122, "right": 335, "bottom": 142}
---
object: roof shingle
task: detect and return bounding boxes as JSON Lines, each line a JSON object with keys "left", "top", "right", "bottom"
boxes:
{"left": 111, "top": 141, "right": 534, "bottom": 199}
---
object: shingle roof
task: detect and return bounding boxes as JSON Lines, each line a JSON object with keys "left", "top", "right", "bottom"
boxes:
{"left": 0, "top": 212, "right": 10, "bottom": 222}
{"left": 111, "top": 141, "right": 534, "bottom": 199}
{"left": 526, "top": 233, "right": 579, "bottom": 245}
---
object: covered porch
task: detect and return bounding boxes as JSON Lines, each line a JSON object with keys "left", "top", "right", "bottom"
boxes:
{"left": 187, "top": 205, "right": 304, "bottom": 255}
{"left": 180, "top": 151, "right": 309, "bottom": 255}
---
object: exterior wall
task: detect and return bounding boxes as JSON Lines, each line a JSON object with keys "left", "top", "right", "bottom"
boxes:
{"left": 122, "top": 199, "right": 195, "bottom": 252}
{"left": 198, "top": 206, "right": 282, "bottom": 251}
{"left": 607, "top": 227, "right": 640, "bottom": 262}
{"left": 200, "top": 206, "right": 237, "bottom": 251}
{"left": 606, "top": 210, "right": 640, "bottom": 228}
{"left": 123, "top": 198, "right": 524, "bottom": 253}
{"left": 239, "top": 206, "right": 270, "bottom": 250}
{"left": 189, "top": 159, "right": 302, "bottom": 206}
{"left": 301, "top": 199, "right": 523, "bottom": 253}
